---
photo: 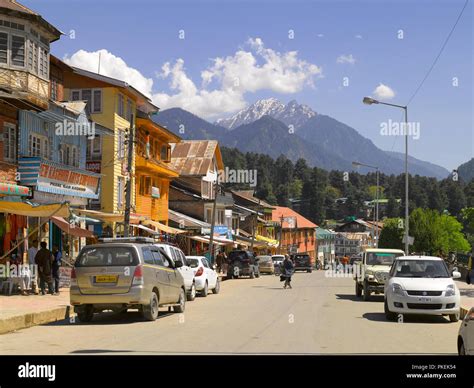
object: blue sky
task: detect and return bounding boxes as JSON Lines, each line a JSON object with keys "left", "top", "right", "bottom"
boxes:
{"left": 25, "top": 0, "right": 472, "bottom": 170}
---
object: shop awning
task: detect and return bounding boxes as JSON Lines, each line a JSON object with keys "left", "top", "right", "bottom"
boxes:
{"left": 130, "top": 224, "right": 160, "bottom": 235}
{"left": 72, "top": 209, "right": 144, "bottom": 223}
{"left": 189, "top": 235, "right": 235, "bottom": 246}
{"left": 142, "top": 219, "right": 185, "bottom": 235}
{"left": 256, "top": 234, "right": 279, "bottom": 247}
{"left": 51, "top": 216, "right": 95, "bottom": 238}
{"left": 168, "top": 209, "right": 210, "bottom": 229}
{"left": 0, "top": 201, "right": 69, "bottom": 217}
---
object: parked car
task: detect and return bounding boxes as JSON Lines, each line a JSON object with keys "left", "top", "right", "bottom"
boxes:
{"left": 291, "top": 254, "right": 312, "bottom": 273}
{"left": 458, "top": 307, "right": 474, "bottom": 355}
{"left": 71, "top": 237, "right": 186, "bottom": 322}
{"left": 354, "top": 248, "right": 405, "bottom": 301}
{"left": 154, "top": 243, "right": 196, "bottom": 301}
{"left": 272, "top": 255, "right": 285, "bottom": 275}
{"left": 384, "top": 255, "right": 462, "bottom": 322}
{"left": 186, "top": 256, "right": 220, "bottom": 296}
{"left": 226, "top": 250, "right": 260, "bottom": 279}
{"left": 257, "top": 255, "right": 275, "bottom": 274}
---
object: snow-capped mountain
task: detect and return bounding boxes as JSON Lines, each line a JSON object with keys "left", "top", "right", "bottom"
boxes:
{"left": 215, "top": 98, "right": 316, "bottom": 130}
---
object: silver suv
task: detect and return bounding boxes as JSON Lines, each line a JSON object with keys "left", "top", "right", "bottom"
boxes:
{"left": 71, "top": 238, "right": 186, "bottom": 322}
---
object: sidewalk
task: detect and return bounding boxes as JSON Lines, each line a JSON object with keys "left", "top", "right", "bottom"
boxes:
{"left": 0, "top": 289, "right": 71, "bottom": 335}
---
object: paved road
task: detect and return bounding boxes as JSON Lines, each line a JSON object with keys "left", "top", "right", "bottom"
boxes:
{"left": 0, "top": 272, "right": 461, "bottom": 354}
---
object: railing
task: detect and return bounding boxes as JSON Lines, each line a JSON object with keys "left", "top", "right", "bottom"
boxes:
{"left": 0, "top": 68, "right": 49, "bottom": 100}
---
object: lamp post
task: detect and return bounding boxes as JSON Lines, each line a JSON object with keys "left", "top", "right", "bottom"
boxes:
{"left": 363, "top": 97, "right": 409, "bottom": 255}
{"left": 352, "top": 161, "right": 379, "bottom": 247}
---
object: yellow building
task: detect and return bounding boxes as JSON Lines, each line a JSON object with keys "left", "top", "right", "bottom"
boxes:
{"left": 135, "top": 111, "right": 181, "bottom": 224}
{"left": 63, "top": 68, "right": 158, "bottom": 234}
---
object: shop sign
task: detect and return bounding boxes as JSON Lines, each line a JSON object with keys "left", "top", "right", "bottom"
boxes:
{"left": 151, "top": 186, "right": 160, "bottom": 199}
{"left": 86, "top": 161, "right": 101, "bottom": 174}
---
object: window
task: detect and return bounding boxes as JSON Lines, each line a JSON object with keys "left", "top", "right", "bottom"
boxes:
{"left": 3, "top": 123, "right": 16, "bottom": 162}
{"left": 38, "top": 46, "right": 48, "bottom": 77}
{"left": 117, "top": 93, "right": 124, "bottom": 118}
{"left": 87, "top": 136, "right": 101, "bottom": 158}
{"left": 50, "top": 78, "right": 58, "bottom": 101}
{"left": 142, "top": 248, "right": 155, "bottom": 265}
{"left": 0, "top": 32, "right": 7, "bottom": 64}
{"left": 126, "top": 98, "right": 133, "bottom": 121}
{"left": 29, "top": 133, "right": 48, "bottom": 158}
{"left": 205, "top": 208, "right": 212, "bottom": 223}
{"left": 117, "top": 130, "right": 125, "bottom": 159}
{"left": 117, "top": 177, "right": 124, "bottom": 209}
{"left": 151, "top": 249, "right": 164, "bottom": 266}
{"left": 11, "top": 35, "right": 25, "bottom": 67}
{"left": 144, "top": 176, "right": 152, "bottom": 195}
{"left": 160, "top": 145, "right": 169, "bottom": 161}
{"left": 70, "top": 89, "right": 102, "bottom": 113}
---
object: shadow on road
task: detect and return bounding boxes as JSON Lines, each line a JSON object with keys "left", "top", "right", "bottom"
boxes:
{"left": 336, "top": 294, "right": 384, "bottom": 302}
{"left": 363, "top": 312, "right": 452, "bottom": 324}
{"left": 44, "top": 310, "right": 175, "bottom": 327}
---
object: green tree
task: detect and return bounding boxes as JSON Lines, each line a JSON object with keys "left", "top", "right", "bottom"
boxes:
{"left": 378, "top": 218, "right": 404, "bottom": 250}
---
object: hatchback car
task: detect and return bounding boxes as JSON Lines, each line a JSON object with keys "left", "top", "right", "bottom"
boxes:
{"left": 291, "top": 254, "right": 312, "bottom": 273}
{"left": 186, "top": 256, "right": 220, "bottom": 296}
{"left": 226, "top": 250, "right": 260, "bottom": 279}
{"left": 458, "top": 307, "right": 474, "bottom": 355}
{"left": 71, "top": 238, "right": 186, "bottom": 322}
{"left": 384, "top": 256, "right": 461, "bottom": 322}
{"left": 257, "top": 255, "right": 275, "bottom": 274}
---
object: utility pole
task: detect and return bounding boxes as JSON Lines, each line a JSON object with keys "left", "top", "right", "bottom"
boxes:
{"left": 208, "top": 181, "right": 218, "bottom": 265}
{"left": 250, "top": 199, "right": 260, "bottom": 253}
{"left": 278, "top": 215, "right": 284, "bottom": 254}
{"left": 123, "top": 114, "right": 134, "bottom": 237}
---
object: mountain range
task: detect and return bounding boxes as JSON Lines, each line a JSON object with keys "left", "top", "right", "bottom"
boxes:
{"left": 155, "top": 99, "right": 454, "bottom": 179}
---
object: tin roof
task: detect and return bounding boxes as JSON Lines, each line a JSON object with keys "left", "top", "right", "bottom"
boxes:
{"left": 169, "top": 140, "right": 223, "bottom": 176}
{"left": 272, "top": 206, "right": 318, "bottom": 229}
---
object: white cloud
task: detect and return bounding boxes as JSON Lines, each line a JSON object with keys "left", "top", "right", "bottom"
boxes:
{"left": 355, "top": 34, "right": 363, "bottom": 39}
{"left": 336, "top": 54, "right": 356, "bottom": 64}
{"left": 373, "top": 83, "right": 395, "bottom": 99}
{"left": 63, "top": 39, "right": 322, "bottom": 119}
{"left": 153, "top": 37, "right": 322, "bottom": 119}
{"left": 63, "top": 49, "right": 154, "bottom": 98}
{"left": 317, "top": 33, "right": 324, "bottom": 38}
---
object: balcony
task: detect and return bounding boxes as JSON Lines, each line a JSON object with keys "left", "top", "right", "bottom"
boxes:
{"left": 0, "top": 67, "right": 49, "bottom": 110}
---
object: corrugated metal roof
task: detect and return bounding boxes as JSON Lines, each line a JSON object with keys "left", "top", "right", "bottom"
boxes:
{"left": 169, "top": 140, "right": 219, "bottom": 176}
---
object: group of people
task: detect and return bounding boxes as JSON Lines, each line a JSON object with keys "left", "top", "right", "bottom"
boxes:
{"left": 18, "top": 240, "right": 63, "bottom": 296}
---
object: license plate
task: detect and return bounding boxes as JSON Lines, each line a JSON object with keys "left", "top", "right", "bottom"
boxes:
{"left": 418, "top": 297, "right": 432, "bottom": 302}
{"left": 94, "top": 275, "right": 118, "bottom": 283}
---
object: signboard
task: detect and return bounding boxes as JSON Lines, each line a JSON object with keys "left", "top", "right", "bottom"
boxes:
{"left": 86, "top": 161, "right": 101, "bottom": 174}
{"left": 151, "top": 186, "right": 160, "bottom": 199}
{"left": 201, "top": 225, "right": 228, "bottom": 236}
{"left": 36, "top": 162, "right": 100, "bottom": 199}
{"left": 285, "top": 217, "right": 297, "bottom": 229}
{"left": 59, "top": 267, "right": 72, "bottom": 288}
{"left": 402, "top": 235, "right": 415, "bottom": 245}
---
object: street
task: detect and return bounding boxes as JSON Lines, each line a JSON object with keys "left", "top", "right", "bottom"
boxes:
{"left": 0, "top": 272, "right": 460, "bottom": 355}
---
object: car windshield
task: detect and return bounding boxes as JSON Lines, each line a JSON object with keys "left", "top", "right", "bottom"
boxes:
{"left": 228, "top": 251, "right": 247, "bottom": 260}
{"left": 76, "top": 246, "right": 139, "bottom": 267}
{"left": 393, "top": 259, "right": 450, "bottom": 278}
{"left": 366, "top": 252, "right": 402, "bottom": 266}
{"left": 186, "top": 259, "right": 200, "bottom": 268}
{"left": 257, "top": 256, "right": 271, "bottom": 263}
{"left": 272, "top": 256, "right": 284, "bottom": 262}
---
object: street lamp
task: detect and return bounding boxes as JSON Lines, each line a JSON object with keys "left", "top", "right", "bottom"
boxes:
{"left": 352, "top": 161, "right": 380, "bottom": 247}
{"left": 362, "top": 96, "right": 409, "bottom": 255}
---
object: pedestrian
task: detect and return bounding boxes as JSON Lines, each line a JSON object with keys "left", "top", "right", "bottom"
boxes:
{"left": 35, "top": 241, "right": 54, "bottom": 295}
{"left": 282, "top": 255, "right": 295, "bottom": 289}
{"left": 27, "top": 239, "right": 38, "bottom": 294}
{"left": 52, "top": 245, "right": 62, "bottom": 294}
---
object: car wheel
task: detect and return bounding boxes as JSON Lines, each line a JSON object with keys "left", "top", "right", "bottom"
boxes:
{"left": 200, "top": 281, "right": 208, "bottom": 297}
{"left": 449, "top": 312, "right": 459, "bottom": 322}
{"left": 459, "top": 340, "right": 466, "bottom": 356}
{"left": 384, "top": 299, "right": 396, "bottom": 321}
{"left": 363, "top": 280, "right": 371, "bottom": 301}
{"left": 355, "top": 282, "right": 362, "bottom": 297}
{"left": 173, "top": 289, "right": 186, "bottom": 313}
{"left": 142, "top": 291, "right": 159, "bottom": 321}
{"left": 77, "top": 305, "right": 94, "bottom": 323}
{"left": 187, "top": 283, "right": 196, "bottom": 301}
{"left": 212, "top": 278, "right": 220, "bottom": 294}
{"left": 307, "top": 269, "right": 312, "bottom": 273}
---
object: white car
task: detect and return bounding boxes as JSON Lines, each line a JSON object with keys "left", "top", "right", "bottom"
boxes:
{"left": 272, "top": 255, "right": 285, "bottom": 275}
{"left": 154, "top": 243, "right": 197, "bottom": 301}
{"left": 458, "top": 307, "right": 474, "bottom": 355}
{"left": 186, "top": 256, "right": 220, "bottom": 297}
{"left": 384, "top": 256, "right": 462, "bottom": 322}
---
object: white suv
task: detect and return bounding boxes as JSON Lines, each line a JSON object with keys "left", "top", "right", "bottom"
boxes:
{"left": 154, "top": 243, "right": 197, "bottom": 301}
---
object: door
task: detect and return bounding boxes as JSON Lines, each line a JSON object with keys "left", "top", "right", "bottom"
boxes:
{"left": 150, "top": 248, "right": 171, "bottom": 303}
{"left": 172, "top": 248, "right": 192, "bottom": 292}
{"left": 159, "top": 248, "right": 181, "bottom": 303}
{"left": 465, "top": 315, "right": 474, "bottom": 354}
{"left": 202, "top": 258, "right": 217, "bottom": 289}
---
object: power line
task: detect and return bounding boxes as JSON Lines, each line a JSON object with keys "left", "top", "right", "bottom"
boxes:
{"left": 406, "top": 0, "right": 469, "bottom": 106}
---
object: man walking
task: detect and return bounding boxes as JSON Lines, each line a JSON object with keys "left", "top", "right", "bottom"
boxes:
{"left": 282, "top": 255, "right": 295, "bottom": 289}
{"left": 35, "top": 241, "right": 54, "bottom": 295}
{"left": 52, "top": 245, "right": 62, "bottom": 295}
